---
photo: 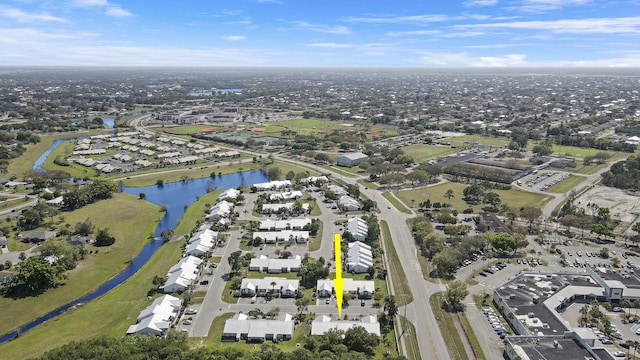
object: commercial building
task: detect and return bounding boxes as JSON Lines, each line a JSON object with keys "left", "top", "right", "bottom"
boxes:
{"left": 336, "top": 152, "right": 369, "bottom": 167}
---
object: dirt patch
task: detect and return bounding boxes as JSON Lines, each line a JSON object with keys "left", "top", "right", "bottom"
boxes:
{"left": 250, "top": 127, "right": 266, "bottom": 132}
{"left": 575, "top": 185, "right": 640, "bottom": 230}
{"left": 201, "top": 127, "right": 216, "bottom": 133}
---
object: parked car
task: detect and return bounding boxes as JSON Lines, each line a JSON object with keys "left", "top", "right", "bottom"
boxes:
{"left": 185, "top": 308, "right": 198, "bottom": 315}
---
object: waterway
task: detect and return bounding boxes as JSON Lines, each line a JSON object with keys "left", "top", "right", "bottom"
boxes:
{"left": 0, "top": 141, "right": 267, "bottom": 343}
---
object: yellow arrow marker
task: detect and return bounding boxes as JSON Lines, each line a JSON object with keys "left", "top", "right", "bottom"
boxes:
{"left": 334, "top": 233, "right": 344, "bottom": 319}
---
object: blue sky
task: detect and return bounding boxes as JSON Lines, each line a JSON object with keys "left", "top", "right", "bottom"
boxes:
{"left": 0, "top": 0, "right": 639, "bottom": 67}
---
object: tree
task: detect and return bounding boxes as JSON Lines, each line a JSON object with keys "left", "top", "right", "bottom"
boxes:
{"left": 74, "top": 218, "right": 94, "bottom": 236}
{"left": 296, "top": 297, "right": 310, "bottom": 314}
{"left": 14, "top": 256, "right": 66, "bottom": 292}
{"left": 343, "top": 326, "right": 379, "bottom": 356}
{"left": 266, "top": 167, "right": 282, "bottom": 181}
{"left": 95, "top": 228, "right": 116, "bottom": 247}
{"left": 444, "top": 189, "right": 454, "bottom": 205}
{"left": 491, "top": 232, "right": 517, "bottom": 253}
{"left": 599, "top": 247, "right": 609, "bottom": 259}
{"left": 633, "top": 222, "right": 640, "bottom": 235}
{"left": 160, "top": 228, "right": 174, "bottom": 242}
{"left": 532, "top": 144, "right": 552, "bottom": 156}
{"left": 299, "top": 261, "right": 329, "bottom": 288}
{"left": 462, "top": 184, "right": 485, "bottom": 204}
{"left": 445, "top": 281, "right": 469, "bottom": 312}
{"left": 483, "top": 192, "right": 501, "bottom": 210}
{"left": 520, "top": 206, "right": 542, "bottom": 230}
{"left": 228, "top": 250, "right": 242, "bottom": 273}
{"left": 384, "top": 295, "right": 398, "bottom": 317}
{"left": 139, "top": 192, "right": 147, "bottom": 200}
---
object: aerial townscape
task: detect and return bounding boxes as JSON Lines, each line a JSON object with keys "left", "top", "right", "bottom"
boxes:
{"left": 1, "top": 1, "right": 640, "bottom": 360}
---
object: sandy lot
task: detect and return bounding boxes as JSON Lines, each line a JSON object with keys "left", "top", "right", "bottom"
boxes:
{"left": 574, "top": 186, "right": 640, "bottom": 230}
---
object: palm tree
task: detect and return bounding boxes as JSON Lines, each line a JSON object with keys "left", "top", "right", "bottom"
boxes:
{"left": 579, "top": 305, "right": 589, "bottom": 324}
{"left": 270, "top": 281, "right": 277, "bottom": 295}
{"left": 444, "top": 189, "right": 454, "bottom": 205}
{"left": 623, "top": 299, "right": 633, "bottom": 319}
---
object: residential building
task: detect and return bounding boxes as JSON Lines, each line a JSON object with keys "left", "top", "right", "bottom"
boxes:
{"left": 206, "top": 201, "right": 234, "bottom": 220}
{"left": 163, "top": 256, "right": 202, "bottom": 293}
{"left": 252, "top": 230, "right": 310, "bottom": 244}
{"left": 253, "top": 180, "right": 292, "bottom": 191}
{"left": 126, "top": 294, "right": 181, "bottom": 336}
{"left": 338, "top": 195, "right": 361, "bottom": 211}
{"left": 249, "top": 255, "right": 302, "bottom": 273}
{"left": 222, "top": 313, "right": 294, "bottom": 342}
{"left": 218, "top": 188, "right": 240, "bottom": 202}
{"left": 258, "top": 218, "right": 311, "bottom": 231}
{"left": 240, "top": 277, "right": 299, "bottom": 297}
{"left": 346, "top": 241, "right": 373, "bottom": 274}
{"left": 311, "top": 314, "right": 380, "bottom": 337}
{"left": 346, "top": 217, "right": 368, "bottom": 241}
{"left": 269, "top": 190, "right": 302, "bottom": 201}
{"left": 316, "top": 278, "right": 375, "bottom": 299}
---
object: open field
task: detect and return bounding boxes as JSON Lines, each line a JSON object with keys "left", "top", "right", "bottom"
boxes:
{"left": 574, "top": 185, "right": 640, "bottom": 225}
{"left": 0, "top": 193, "right": 161, "bottom": 336}
{"left": 397, "top": 181, "right": 551, "bottom": 212}
{"left": 382, "top": 192, "right": 412, "bottom": 214}
{"left": 163, "top": 125, "right": 218, "bottom": 135}
{"left": 448, "top": 134, "right": 510, "bottom": 148}
{"left": 257, "top": 118, "right": 399, "bottom": 138}
{"left": 401, "top": 144, "right": 458, "bottom": 163}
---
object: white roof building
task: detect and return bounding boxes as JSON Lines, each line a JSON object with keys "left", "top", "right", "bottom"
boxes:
{"left": 338, "top": 195, "right": 360, "bottom": 211}
{"left": 219, "top": 188, "right": 240, "bottom": 201}
{"left": 336, "top": 152, "right": 369, "bottom": 167}
{"left": 346, "top": 217, "right": 368, "bottom": 242}
{"left": 206, "top": 200, "right": 234, "bottom": 220}
{"left": 327, "top": 185, "right": 348, "bottom": 196}
{"left": 163, "top": 256, "right": 202, "bottom": 293}
{"left": 299, "top": 176, "right": 329, "bottom": 185}
{"left": 126, "top": 294, "right": 181, "bottom": 336}
{"left": 187, "top": 229, "right": 218, "bottom": 244}
{"left": 258, "top": 218, "right": 311, "bottom": 231}
{"left": 316, "top": 278, "right": 376, "bottom": 298}
{"left": 249, "top": 255, "right": 302, "bottom": 273}
{"left": 347, "top": 241, "right": 373, "bottom": 274}
{"left": 311, "top": 314, "right": 381, "bottom": 337}
{"left": 240, "top": 277, "right": 299, "bottom": 297}
{"left": 269, "top": 190, "right": 303, "bottom": 201}
{"left": 253, "top": 180, "right": 292, "bottom": 191}
{"left": 222, "top": 313, "right": 294, "bottom": 342}
{"left": 253, "top": 230, "right": 310, "bottom": 244}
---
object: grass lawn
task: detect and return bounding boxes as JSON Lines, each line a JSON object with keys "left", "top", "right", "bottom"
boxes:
{"left": 382, "top": 192, "right": 412, "bottom": 214}
{"left": 546, "top": 175, "right": 586, "bottom": 194}
{"left": 221, "top": 279, "right": 239, "bottom": 304}
{"left": 0, "top": 193, "right": 161, "bottom": 336}
{"left": 460, "top": 314, "right": 486, "bottom": 360}
{"left": 117, "top": 161, "right": 255, "bottom": 187}
{"left": 448, "top": 134, "right": 510, "bottom": 149}
{"left": 163, "top": 125, "right": 217, "bottom": 135}
{"left": 0, "top": 205, "right": 182, "bottom": 360}
{"left": 40, "top": 139, "right": 102, "bottom": 180}
{"left": 173, "top": 189, "right": 222, "bottom": 236}
{"left": 358, "top": 179, "right": 379, "bottom": 190}
{"left": 308, "top": 222, "right": 323, "bottom": 252}
{"left": 430, "top": 292, "right": 468, "bottom": 360}
{"left": 319, "top": 164, "right": 360, "bottom": 178}
{"left": 397, "top": 181, "right": 551, "bottom": 213}
{"left": 380, "top": 221, "right": 413, "bottom": 306}
{"left": 0, "top": 197, "right": 30, "bottom": 210}
{"left": 401, "top": 144, "right": 457, "bottom": 163}
{"left": 398, "top": 316, "right": 420, "bottom": 360}
{"left": 6, "top": 131, "right": 109, "bottom": 178}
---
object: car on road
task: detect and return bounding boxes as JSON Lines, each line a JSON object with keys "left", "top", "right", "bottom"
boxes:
{"left": 325, "top": 298, "right": 331, "bottom": 304}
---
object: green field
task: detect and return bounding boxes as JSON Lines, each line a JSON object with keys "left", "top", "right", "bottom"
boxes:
{"left": 259, "top": 118, "right": 399, "bottom": 138}
{"left": 0, "top": 193, "right": 161, "bottom": 338}
{"left": 397, "top": 181, "right": 551, "bottom": 212}
{"left": 163, "top": 125, "right": 218, "bottom": 135}
{"left": 401, "top": 144, "right": 458, "bottom": 163}
{"left": 448, "top": 134, "right": 510, "bottom": 148}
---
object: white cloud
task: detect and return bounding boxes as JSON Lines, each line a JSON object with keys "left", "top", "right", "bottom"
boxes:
{"left": 417, "top": 51, "right": 527, "bottom": 66}
{"left": 509, "top": 0, "right": 592, "bottom": 13}
{"left": 457, "top": 17, "right": 640, "bottom": 34}
{"left": 0, "top": 28, "right": 97, "bottom": 44}
{"left": 308, "top": 43, "right": 354, "bottom": 48}
{"left": 0, "top": 6, "right": 66, "bottom": 23}
{"left": 71, "top": 0, "right": 132, "bottom": 17}
{"left": 387, "top": 30, "right": 442, "bottom": 37}
{"left": 294, "top": 21, "right": 352, "bottom": 35}
{"left": 345, "top": 14, "right": 450, "bottom": 25}
{"left": 105, "top": 6, "right": 131, "bottom": 17}
{"left": 465, "top": 0, "right": 499, "bottom": 6}
{"left": 224, "top": 35, "right": 246, "bottom": 41}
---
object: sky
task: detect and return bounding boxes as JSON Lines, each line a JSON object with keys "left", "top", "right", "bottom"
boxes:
{"left": 0, "top": 0, "right": 639, "bottom": 67}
